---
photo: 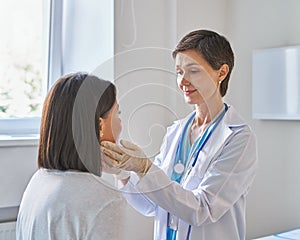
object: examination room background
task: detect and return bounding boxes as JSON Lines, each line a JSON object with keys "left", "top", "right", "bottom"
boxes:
{"left": 1, "top": 0, "right": 300, "bottom": 239}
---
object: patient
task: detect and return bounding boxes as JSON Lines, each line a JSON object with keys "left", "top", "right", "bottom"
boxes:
{"left": 16, "top": 72, "right": 125, "bottom": 239}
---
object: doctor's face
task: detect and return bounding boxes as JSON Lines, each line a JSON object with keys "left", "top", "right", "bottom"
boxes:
{"left": 175, "top": 50, "right": 221, "bottom": 105}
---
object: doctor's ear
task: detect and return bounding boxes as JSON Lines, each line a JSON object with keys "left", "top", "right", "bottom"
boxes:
{"left": 218, "top": 64, "right": 229, "bottom": 81}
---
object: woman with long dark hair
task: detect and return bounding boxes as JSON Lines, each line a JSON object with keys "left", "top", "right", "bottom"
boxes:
{"left": 17, "top": 72, "right": 124, "bottom": 239}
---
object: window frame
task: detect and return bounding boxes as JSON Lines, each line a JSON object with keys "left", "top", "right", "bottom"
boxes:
{"left": 0, "top": 0, "right": 114, "bottom": 137}
{"left": 0, "top": 0, "right": 61, "bottom": 136}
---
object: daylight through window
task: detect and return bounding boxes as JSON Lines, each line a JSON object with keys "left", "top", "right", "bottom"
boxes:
{"left": 0, "top": 0, "right": 46, "bottom": 119}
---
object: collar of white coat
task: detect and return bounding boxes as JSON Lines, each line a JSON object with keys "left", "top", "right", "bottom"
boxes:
{"left": 173, "top": 104, "right": 246, "bottom": 129}
{"left": 142, "top": 105, "right": 248, "bottom": 191}
{"left": 157, "top": 104, "right": 247, "bottom": 177}
{"left": 172, "top": 104, "right": 247, "bottom": 171}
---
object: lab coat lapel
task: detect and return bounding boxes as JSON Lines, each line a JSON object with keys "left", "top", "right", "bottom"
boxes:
{"left": 197, "top": 105, "right": 247, "bottom": 169}
{"left": 202, "top": 121, "right": 233, "bottom": 164}
{"left": 161, "top": 112, "right": 195, "bottom": 177}
{"left": 182, "top": 106, "right": 245, "bottom": 188}
{"left": 204, "top": 105, "right": 246, "bottom": 158}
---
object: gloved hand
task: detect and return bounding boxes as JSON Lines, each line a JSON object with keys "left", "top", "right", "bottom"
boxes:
{"left": 101, "top": 140, "right": 152, "bottom": 175}
{"left": 101, "top": 151, "right": 131, "bottom": 184}
{"left": 101, "top": 152, "right": 122, "bottom": 175}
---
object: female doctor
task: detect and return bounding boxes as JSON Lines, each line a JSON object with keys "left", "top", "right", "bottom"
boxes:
{"left": 102, "top": 29, "right": 257, "bottom": 240}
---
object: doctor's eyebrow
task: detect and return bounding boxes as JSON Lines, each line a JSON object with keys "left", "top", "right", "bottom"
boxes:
{"left": 176, "top": 63, "right": 199, "bottom": 69}
{"left": 184, "top": 63, "right": 199, "bottom": 67}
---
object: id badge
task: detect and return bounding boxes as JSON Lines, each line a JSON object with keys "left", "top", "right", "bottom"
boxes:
{"left": 167, "top": 213, "right": 179, "bottom": 231}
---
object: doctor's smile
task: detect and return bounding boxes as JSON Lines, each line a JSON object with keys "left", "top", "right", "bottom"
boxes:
{"left": 183, "top": 89, "right": 197, "bottom": 96}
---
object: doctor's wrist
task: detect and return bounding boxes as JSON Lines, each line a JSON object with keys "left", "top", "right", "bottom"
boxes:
{"left": 114, "top": 170, "right": 131, "bottom": 180}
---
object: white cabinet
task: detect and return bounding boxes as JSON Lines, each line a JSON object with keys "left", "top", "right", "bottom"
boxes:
{"left": 252, "top": 46, "right": 300, "bottom": 120}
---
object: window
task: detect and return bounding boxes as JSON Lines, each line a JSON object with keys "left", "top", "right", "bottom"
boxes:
{"left": 0, "top": 0, "right": 114, "bottom": 136}
{"left": 0, "top": 0, "right": 50, "bottom": 135}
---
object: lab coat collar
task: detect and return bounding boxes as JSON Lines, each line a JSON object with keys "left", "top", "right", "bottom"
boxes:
{"left": 174, "top": 104, "right": 246, "bottom": 128}
{"left": 162, "top": 104, "right": 247, "bottom": 179}
{"left": 180, "top": 105, "right": 247, "bottom": 188}
{"left": 223, "top": 105, "right": 247, "bottom": 127}
{"left": 143, "top": 104, "right": 248, "bottom": 191}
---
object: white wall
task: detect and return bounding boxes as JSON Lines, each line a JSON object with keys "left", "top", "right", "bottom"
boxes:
{"left": 0, "top": 142, "right": 38, "bottom": 208}
{"left": 114, "top": 0, "right": 193, "bottom": 157}
{"left": 113, "top": 1, "right": 191, "bottom": 239}
{"left": 0, "top": 140, "right": 38, "bottom": 226}
{"left": 226, "top": 0, "right": 300, "bottom": 238}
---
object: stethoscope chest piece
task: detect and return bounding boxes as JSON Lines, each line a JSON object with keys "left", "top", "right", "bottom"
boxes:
{"left": 174, "top": 162, "right": 185, "bottom": 174}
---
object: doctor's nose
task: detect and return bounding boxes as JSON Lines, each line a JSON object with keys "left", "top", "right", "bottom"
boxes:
{"left": 178, "top": 74, "right": 191, "bottom": 86}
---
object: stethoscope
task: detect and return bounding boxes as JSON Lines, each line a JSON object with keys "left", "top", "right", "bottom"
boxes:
{"left": 173, "top": 103, "right": 229, "bottom": 179}
{"left": 167, "top": 103, "right": 229, "bottom": 240}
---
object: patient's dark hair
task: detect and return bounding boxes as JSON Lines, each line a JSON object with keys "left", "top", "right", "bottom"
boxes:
{"left": 38, "top": 72, "right": 116, "bottom": 175}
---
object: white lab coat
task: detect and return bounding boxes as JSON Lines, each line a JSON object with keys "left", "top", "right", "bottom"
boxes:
{"left": 122, "top": 105, "right": 257, "bottom": 240}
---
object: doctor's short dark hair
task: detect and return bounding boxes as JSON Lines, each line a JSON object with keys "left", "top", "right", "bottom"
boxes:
{"left": 172, "top": 29, "right": 234, "bottom": 97}
{"left": 38, "top": 72, "right": 116, "bottom": 176}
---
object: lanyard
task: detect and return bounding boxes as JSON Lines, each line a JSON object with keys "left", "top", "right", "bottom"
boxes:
{"left": 174, "top": 103, "right": 228, "bottom": 184}
{"left": 171, "top": 112, "right": 195, "bottom": 183}
{"left": 189, "top": 103, "right": 228, "bottom": 168}
{"left": 167, "top": 103, "right": 228, "bottom": 240}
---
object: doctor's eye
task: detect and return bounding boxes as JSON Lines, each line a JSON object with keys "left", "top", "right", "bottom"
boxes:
{"left": 176, "top": 70, "right": 184, "bottom": 79}
{"left": 118, "top": 110, "right": 122, "bottom": 115}
{"left": 188, "top": 69, "right": 200, "bottom": 74}
{"left": 176, "top": 70, "right": 183, "bottom": 75}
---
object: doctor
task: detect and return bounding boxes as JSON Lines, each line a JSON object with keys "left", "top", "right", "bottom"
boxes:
{"left": 102, "top": 29, "right": 257, "bottom": 240}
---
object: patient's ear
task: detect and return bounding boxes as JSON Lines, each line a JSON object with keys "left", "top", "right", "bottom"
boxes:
{"left": 99, "top": 118, "right": 104, "bottom": 138}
